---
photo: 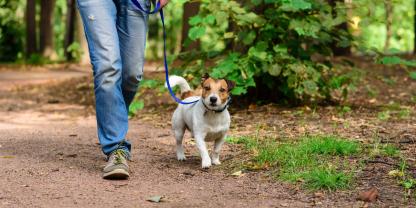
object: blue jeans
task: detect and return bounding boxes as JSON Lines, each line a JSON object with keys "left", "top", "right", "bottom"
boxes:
{"left": 77, "top": 0, "right": 150, "bottom": 157}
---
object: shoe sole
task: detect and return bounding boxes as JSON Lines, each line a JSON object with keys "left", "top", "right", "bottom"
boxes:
{"left": 103, "top": 168, "right": 130, "bottom": 180}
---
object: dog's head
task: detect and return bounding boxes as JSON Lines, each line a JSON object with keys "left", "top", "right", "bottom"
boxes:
{"left": 200, "top": 73, "right": 234, "bottom": 111}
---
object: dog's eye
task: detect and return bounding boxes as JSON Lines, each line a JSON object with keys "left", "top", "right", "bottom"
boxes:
{"left": 204, "top": 86, "right": 211, "bottom": 91}
{"left": 219, "top": 88, "right": 226, "bottom": 93}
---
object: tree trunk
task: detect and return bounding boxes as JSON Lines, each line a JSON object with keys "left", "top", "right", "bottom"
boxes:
{"left": 76, "top": 10, "right": 90, "bottom": 64}
{"left": 26, "top": 0, "right": 37, "bottom": 57}
{"left": 64, "top": 0, "right": 76, "bottom": 61}
{"left": 180, "top": 2, "right": 201, "bottom": 52}
{"left": 384, "top": 0, "right": 393, "bottom": 53}
{"left": 40, "top": 0, "right": 56, "bottom": 59}
{"left": 328, "top": 0, "right": 351, "bottom": 56}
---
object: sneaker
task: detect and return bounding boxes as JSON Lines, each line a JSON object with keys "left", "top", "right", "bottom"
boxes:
{"left": 102, "top": 149, "right": 130, "bottom": 179}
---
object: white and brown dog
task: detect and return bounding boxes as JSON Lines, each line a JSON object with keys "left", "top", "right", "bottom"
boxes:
{"left": 167, "top": 74, "right": 234, "bottom": 168}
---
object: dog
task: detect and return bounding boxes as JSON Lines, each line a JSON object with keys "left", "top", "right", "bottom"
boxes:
{"left": 166, "top": 74, "right": 234, "bottom": 168}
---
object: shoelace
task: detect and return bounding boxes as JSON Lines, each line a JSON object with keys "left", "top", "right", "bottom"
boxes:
{"left": 113, "top": 149, "right": 127, "bottom": 165}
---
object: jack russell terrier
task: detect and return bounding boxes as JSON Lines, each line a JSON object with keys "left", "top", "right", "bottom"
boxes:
{"left": 166, "top": 74, "right": 234, "bottom": 168}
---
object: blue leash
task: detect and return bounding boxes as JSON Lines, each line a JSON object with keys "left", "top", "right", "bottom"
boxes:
{"left": 131, "top": 0, "right": 198, "bottom": 105}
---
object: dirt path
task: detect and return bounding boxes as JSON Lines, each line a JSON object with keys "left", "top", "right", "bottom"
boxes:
{"left": 0, "top": 68, "right": 310, "bottom": 208}
{"left": 0, "top": 65, "right": 414, "bottom": 207}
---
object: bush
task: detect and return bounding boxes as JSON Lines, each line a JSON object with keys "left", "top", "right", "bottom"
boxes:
{"left": 176, "top": 0, "right": 355, "bottom": 103}
{"left": 0, "top": 0, "right": 24, "bottom": 62}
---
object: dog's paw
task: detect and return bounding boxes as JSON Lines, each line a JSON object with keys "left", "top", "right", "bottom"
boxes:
{"left": 201, "top": 158, "right": 212, "bottom": 169}
{"left": 177, "top": 153, "right": 187, "bottom": 161}
{"left": 212, "top": 159, "right": 221, "bottom": 165}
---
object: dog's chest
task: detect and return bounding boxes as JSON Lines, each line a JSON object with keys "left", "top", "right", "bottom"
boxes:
{"left": 201, "top": 118, "right": 228, "bottom": 142}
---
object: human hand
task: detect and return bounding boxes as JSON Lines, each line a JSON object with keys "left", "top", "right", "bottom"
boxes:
{"left": 160, "top": 0, "right": 169, "bottom": 8}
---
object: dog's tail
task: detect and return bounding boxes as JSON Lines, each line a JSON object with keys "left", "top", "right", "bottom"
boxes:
{"left": 165, "top": 75, "right": 193, "bottom": 99}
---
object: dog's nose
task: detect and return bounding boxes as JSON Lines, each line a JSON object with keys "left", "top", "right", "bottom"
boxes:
{"left": 210, "top": 97, "right": 217, "bottom": 103}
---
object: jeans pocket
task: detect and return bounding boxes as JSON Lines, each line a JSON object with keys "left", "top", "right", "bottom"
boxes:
{"left": 126, "top": 0, "right": 151, "bottom": 16}
{"left": 76, "top": 0, "right": 110, "bottom": 8}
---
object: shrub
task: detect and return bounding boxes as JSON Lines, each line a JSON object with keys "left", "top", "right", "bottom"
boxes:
{"left": 176, "top": 0, "right": 355, "bottom": 103}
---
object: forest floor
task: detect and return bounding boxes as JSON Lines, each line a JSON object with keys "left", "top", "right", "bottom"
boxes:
{"left": 0, "top": 58, "right": 415, "bottom": 207}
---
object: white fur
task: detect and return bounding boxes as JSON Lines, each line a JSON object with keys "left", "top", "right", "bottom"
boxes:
{"left": 165, "top": 75, "right": 191, "bottom": 92}
{"left": 167, "top": 76, "right": 231, "bottom": 168}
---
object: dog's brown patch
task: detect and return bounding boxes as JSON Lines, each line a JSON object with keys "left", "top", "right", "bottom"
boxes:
{"left": 180, "top": 88, "right": 202, "bottom": 99}
{"left": 201, "top": 78, "right": 232, "bottom": 104}
{"left": 180, "top": 74, "right": 234, "bottom": 102}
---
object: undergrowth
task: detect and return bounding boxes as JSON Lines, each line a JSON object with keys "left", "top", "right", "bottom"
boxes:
{"left": 226, "top": 135, "right": 360, "bottom": 191}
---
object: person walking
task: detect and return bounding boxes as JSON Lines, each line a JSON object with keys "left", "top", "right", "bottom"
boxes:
{"left": 76, "top": 0, "right": 169, "bottom": 179}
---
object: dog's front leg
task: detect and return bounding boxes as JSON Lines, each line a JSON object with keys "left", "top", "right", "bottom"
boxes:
{"left": 212, "top": 135, "right": 225, "bottom": 165}
{"left": 194, "top": 133, "right": 211, "bottom": 168}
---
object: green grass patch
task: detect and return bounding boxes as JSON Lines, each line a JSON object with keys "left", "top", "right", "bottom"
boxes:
{"left": 229, "top": 135, "right": 360, "bottom": 191}
{"left": 382, "top": 144, "right": 400, "bottom": 157}
{"left": 377, "top": 103, "right": 413, "bottom": 121}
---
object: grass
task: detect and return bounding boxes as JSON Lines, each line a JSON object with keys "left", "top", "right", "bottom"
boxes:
{"left": 377, "top": 103, "right": 413, "bottom": 121}
{"left": 382, "top": 144, "right": 400, "bottom": 157}
{"left": 227, "top": 135, "right": 360, "bottom": 191}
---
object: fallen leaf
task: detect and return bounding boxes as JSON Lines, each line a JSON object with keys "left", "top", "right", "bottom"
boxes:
{"left": 146, "top": 195, "right": 163, "bottom": 203}
{"left": 369, "top": 98, "right": 377, "bottom": 103}
{"left": 248, "top": 104, "right": 257, "bottom": 111}
{"left": 231, "top": 170, "right": 246, "bottom": 177}
{"left": 0, "top": 156, "right": 15, "bottom": 159}
{"left": 182, "top": 170, "right": 194, "bottom": 176}
{"left": 357, "top": 187, "right": 378, "bottom": 202}
{"left": 280, "top": 203, "right": 289, "bottom": 207}
{"left": 314, "top": 192, "right": 325, "bottom": 198}
{"left": 388, "top": 169, "right": 404, "bottom": 177}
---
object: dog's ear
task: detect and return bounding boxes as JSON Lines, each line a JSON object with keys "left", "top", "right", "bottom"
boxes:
{"left": 225, "top": 79, "right": 235, "bottom": 91}
{"left": 201, "top": 73, "right": 210, "bottom": 85}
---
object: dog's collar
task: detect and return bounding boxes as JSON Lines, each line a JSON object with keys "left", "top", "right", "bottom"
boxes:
{"left": 201, "top": 96, "right": 232, "bottom": 114}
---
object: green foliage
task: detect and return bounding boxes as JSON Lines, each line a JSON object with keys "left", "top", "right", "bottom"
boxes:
{"left": 0, "top": 0, "right": 25, "bottom": 62}
{"left": 177, "top": 0, "right": 355, "bottom": 102}
{"left": 233, "top": 135, "right": 359, "bottom": 190}
{"left": 140, "top": 79, "right": 167, "bottom": 94}
{"left": 303, "top": 136, "right": 360, "bottom": 155}
{"left": 26, "top": 53, "right": 51, "bottom": 65}
{"left": 377, "top": 110, "right": 391, "bottom": 121}
{"left": 377, "top": 102, "right": 413, "bottom": 121}
{"left": 128, "top": 99, "right": 144, "bottom": 117}
{"left": 352, "top": 0, "right": 414, "bottom": 53}
{"left": 303, "top": 167, "right": 353, "bottom": 190}
{"left": 55, "top": 0, "right": 69, "bottom": 60}
{"left": 377, "top": 56, "right": 416, "bottom": 80}
{"left": 66, "top": 42, "right": 83, "bottom": 62}
{"left": 390, "top": 158, "right": 416, "bottom": 193}
{"left": 337, "top": 105, "right": 351, "bottom": 116}
{"left": 146, "top": 0, "right": 186, "bottom": 60}
{"left": 382, "top": 144, "right": 400, "bottom": 157}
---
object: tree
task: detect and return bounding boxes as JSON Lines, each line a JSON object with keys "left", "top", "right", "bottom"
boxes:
{"left": 64, "top": 0, "right": 76, "bottom": 61}
{"left": 328, "top": 0, "right": 351, "bottom": 56}
{"left": 384, "top": 0, "right": 393, "bottom": 52}
{"left": 26, "top": 0, "right": 37, "bottom": 57}
{"left": 39, "top": 0, "right": 56, "bottom": 59}
{"left": 180, "top": 1, "right": 200, "bottom": 52}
